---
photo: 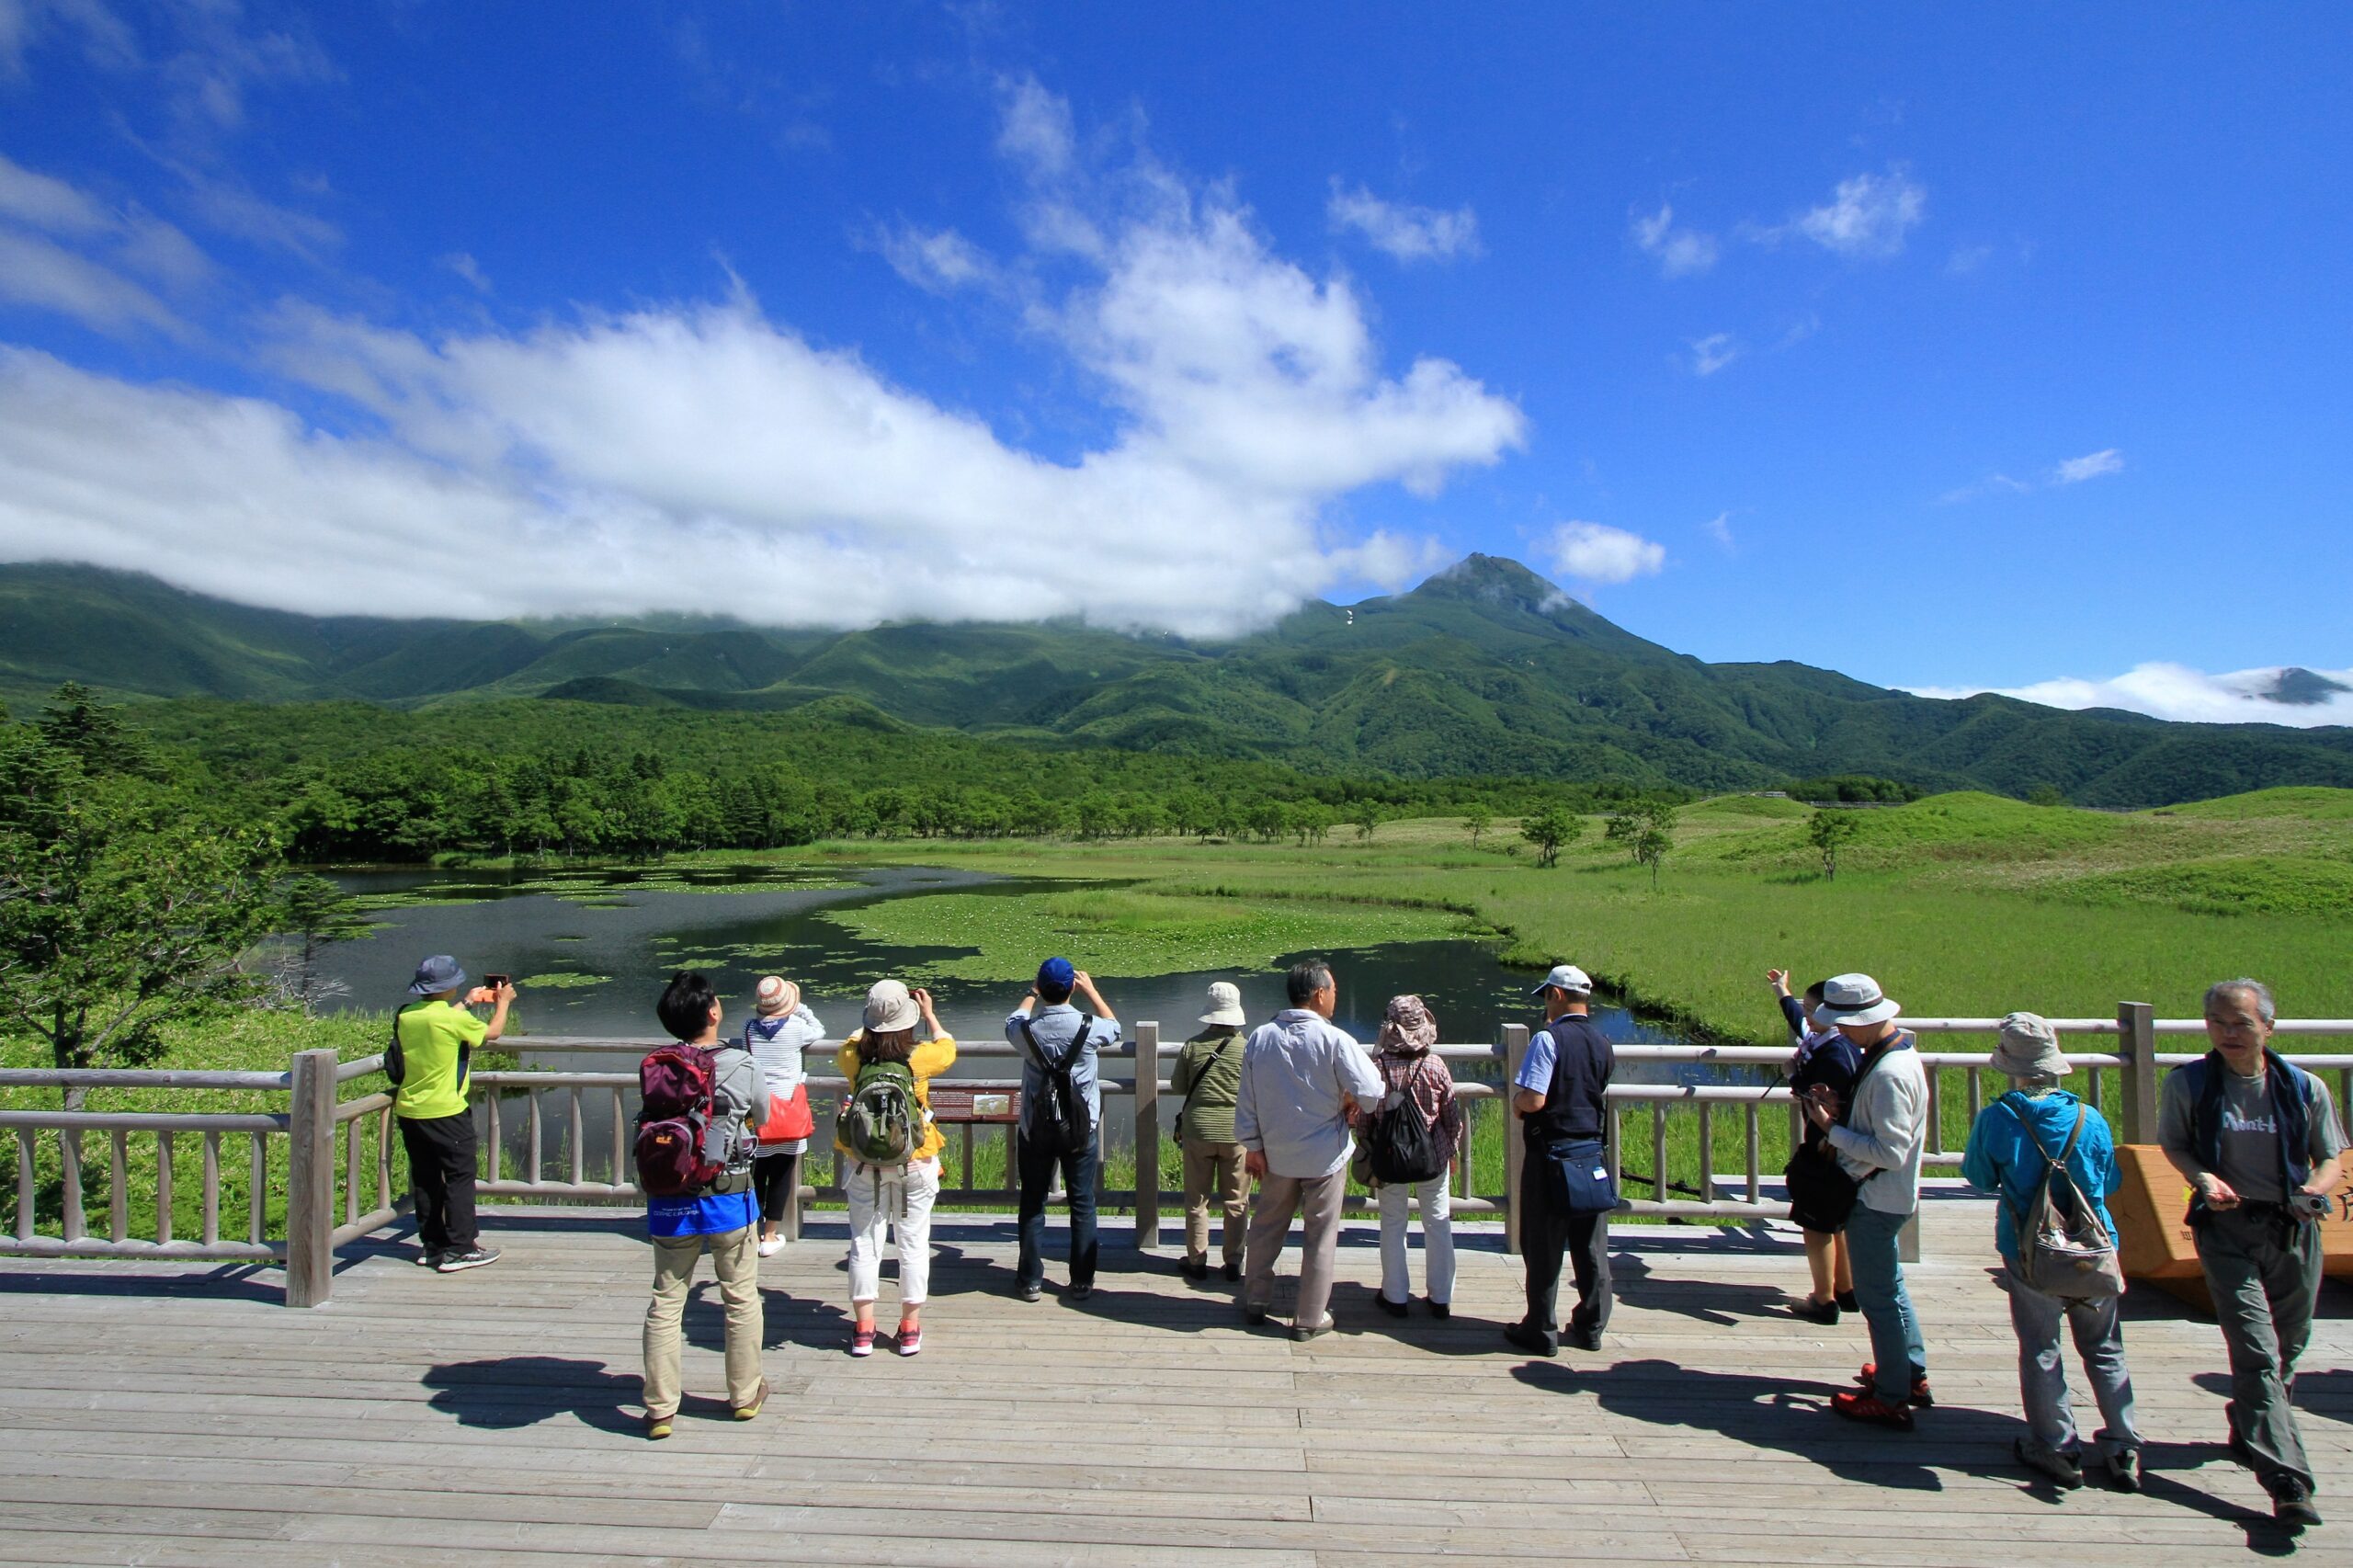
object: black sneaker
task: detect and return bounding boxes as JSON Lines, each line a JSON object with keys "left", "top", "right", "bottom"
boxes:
{"left": 1427, "top": 1300, "right": 1450, "bottom": 1320}
{"left": 1222, "top": 1261, "right": 1242, "bottom": 1282}
{"left": 1017, "top": 1282, "right": 1043, "bottom": 1302}
{"left": 1565, "top": 1325, "right": 1604, "bottom": 1353}
{"left": 1244, "top": 1305, "right": 1270, "bottom": 1326}
{"left": 437, "top": 1246, "right": 501, "bottom": 1273}
{"left": 2104, "top": 1449, "right": 2143, "bottom": 1493}
{"left": 1069, "top": 1283, "right": 1094, "bottom": 1302}
{"left": 1836, "top": 1290, "right": 1859, "bottom": 1312}
{"left": 2272, "top": 1483, "right": 2323, "bottom": 1529}
{"left": 1180, "top": 1256, "right": 1207, "bottom": 1280}
{"left": 2016, "top": 1437, "right": 2085, "bottom": 1490}
{"left": 1502, "top": 1321, "right": 1558, "bottom": 1358}
{"left": 1375, "top": 1293, "right": 1408, "bottom": 1318}
{"left": 414, "top": 1249, "right": 443, "bottom": 1268}
{"left": 1790, "top": 1295, "right": 1840, "bottom": 1325}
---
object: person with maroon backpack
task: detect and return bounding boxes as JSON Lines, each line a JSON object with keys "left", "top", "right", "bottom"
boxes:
{"left": 637, "top": 971, "right": 767, "bottom": 1440}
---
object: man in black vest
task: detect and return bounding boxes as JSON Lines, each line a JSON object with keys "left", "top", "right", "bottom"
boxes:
{"left": 2159, "top": 978, "right": 2346, "bottom": 1529}
{"left": 1505, "top": 964, "right": 1616, "bottom": 1357}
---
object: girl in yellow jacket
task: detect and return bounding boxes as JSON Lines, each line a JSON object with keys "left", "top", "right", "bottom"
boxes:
{"left": 836, "top": 979, "right": 956, "bottom": 1358}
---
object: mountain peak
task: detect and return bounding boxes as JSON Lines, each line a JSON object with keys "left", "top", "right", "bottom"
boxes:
{"left": 1409, "top": 552, "right": 1562, "bottom": 609}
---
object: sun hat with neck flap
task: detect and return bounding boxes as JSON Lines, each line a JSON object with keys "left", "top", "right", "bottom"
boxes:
{"left": 1990, "top": 1011, "right": 2070, "bottom": 1082}
{"left": 1375, "top": 994, "right": 1439, "bottom": 1054}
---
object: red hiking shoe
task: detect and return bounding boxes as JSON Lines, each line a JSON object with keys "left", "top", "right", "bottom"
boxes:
{"left": 1832, "top": 1388, "right": 1915, "bottom": 1430}
{"left": 1855, "top": 1363, "right": 1934, "bottom": 1407}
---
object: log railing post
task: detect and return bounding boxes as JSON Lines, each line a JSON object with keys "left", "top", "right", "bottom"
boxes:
{"left": 1133, "top": 1021, "right": 1161, "bottom": 1251}
{"left": 285, "top": 1049, "right": 337, "bottom": 1308}
{"left": 1502, "top": 1023, "right": 1529, "bottom": 1256}
{"left": 2119, "top": 1001, "right": 2157, "bottom": 1144}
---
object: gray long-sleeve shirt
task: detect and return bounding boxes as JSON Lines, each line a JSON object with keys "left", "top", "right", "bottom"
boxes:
{"left": 1233, "top": 1009, "right": 1384, "bottom": 1179}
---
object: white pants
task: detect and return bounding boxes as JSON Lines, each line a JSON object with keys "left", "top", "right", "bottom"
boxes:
{"left": 1377, "top": 1173, "right": 1455, "bottom": 1306}
{"left": 846, "top": 1157, "right": 940, "bottom": 1308}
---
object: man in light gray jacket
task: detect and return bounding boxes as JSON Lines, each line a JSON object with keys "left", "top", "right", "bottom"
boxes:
{"left": 1235, "top": 960, "right": 1384, "bottom": 1341}
{"left": 1803, "top": 972, "right": 1930, "bottom": 1430}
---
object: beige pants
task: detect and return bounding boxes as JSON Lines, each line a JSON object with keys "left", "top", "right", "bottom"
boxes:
{"left": 642, "top": 1225, "right": 762, "bottom": 1419}
{"left": 1242, "top": 1168, "right": 1347, "bottom": 1330}
{"left": 1181, "top": 1138, "right": 1248, "bottom": 1266}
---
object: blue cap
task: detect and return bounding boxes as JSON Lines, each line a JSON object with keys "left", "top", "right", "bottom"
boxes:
{"left": 1036, "top": 956, "right": 1076, "bottom": 991}
{"left": 409, "top": 954, "right": 467, "bottom": 995}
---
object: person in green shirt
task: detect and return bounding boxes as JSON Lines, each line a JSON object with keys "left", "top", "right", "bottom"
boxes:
{"left": 393, "top": 954, "right": 513, "bottom": 1272}
{"left": 1171, "top": 981, "right": 1250, "bottom": 1281}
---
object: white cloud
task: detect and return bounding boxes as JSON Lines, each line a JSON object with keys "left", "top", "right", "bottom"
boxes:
{"left": 0, "top": 84, "right": 1525, "bottom": 638}
{"left": 1540, "top": 521, "right": 1665, "bottom": 585}
{"left": 875, "top": 223, "right": 991, "bottom": 293}
{"left": 1753, "top": 167, "right": 1926, "bottom": 258}
{"left": 1701, "top": 511, "right": 1734, "bottom": 551}
{"left": 1688, "top": 332, "right": 1739, "bottom": 376}
{"left": 2054, "top": 448, "right": 2123, "bottom": 484}
{"left": 0, "top": 226, "right": 185, "bottom": 336}
{"left": 1946, "top": 243, "right": 1992, "bottom": 276}
{"left": 997, "top": 73, "right": 1075, "bottom": 179}
{"left": 1905, "top": 664, "right": 2353, "bottom": 729}
{"left": 1327, "top": 181, "right": 1480, "bottom": 264}
{"left": 0, "top": 149, "right": 109, "bottom": 233}
{"left": 1630, "top": 202, "right": 1717, "bottom": 277}
{"left": 440, "top": 251, "right": 490, "bottom": 293}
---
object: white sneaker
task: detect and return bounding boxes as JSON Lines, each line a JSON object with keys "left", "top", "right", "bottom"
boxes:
{"left": 756, "top": 1236, "right": 785, "bottom": 1257}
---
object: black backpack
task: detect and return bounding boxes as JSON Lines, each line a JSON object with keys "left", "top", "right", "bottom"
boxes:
{"left": 1018, "top": 1015, "right": 1097, "bottom": 1156}
{"left": 1364, "top": 1057, "right": 1448, "bottom": 1184}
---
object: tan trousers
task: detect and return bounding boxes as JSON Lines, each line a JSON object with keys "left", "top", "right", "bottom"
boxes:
{"left": 1181, "top": 1138, "right": 1248, "bottom": 1266}
{"left": 642, "top": 1225, "right": 762, "bottom": 1419}
{"left": 1242, "top": 1168, "right": 1346, "bottom": 1330}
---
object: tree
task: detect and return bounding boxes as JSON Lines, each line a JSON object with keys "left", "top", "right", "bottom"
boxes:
{"left": 1464, "top": 804, "right": 1491, "bottom": 846}
{"left": 1605, "top": 799, "right": 1676, "bottom": 862}
{"left": 1352, "top": 803, "right": 1383, "bottom": 842}
{"left": 0, "top": 704, "right": 282, "bottom": 1109}
{"left": 1633, "top": 820, "right": 1672, "bottom": 890}
{"left": 1805, "top": 809, "right": 1860, "bottom": 881}
{"left": 1520, "top": 805, "right": 1582, "bottom": 869}
{"left": 274, "top": 872, "right": 370, "bottom": 1014}
{"left": 2026, "top": 783, "right": 2067, "bottom": 807}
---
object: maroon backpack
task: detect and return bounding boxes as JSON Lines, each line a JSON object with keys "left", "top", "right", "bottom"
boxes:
{"left": 633, "top": 1043, "right": 722, "bottom": 1198}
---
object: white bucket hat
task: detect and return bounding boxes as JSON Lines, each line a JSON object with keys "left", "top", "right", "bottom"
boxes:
{"left": 1816, "top": 972, "right": 1902, "bottom": 1027}
{"left": 1198, "top": 981, "right": 1247, "bottom": 1028}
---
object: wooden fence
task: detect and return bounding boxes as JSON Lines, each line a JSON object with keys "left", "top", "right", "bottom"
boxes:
{"left": 5, "top": 1006, "right": 2349, "bottom": 1305}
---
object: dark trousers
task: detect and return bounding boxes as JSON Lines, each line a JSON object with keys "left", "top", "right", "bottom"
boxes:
{"left": 752, "top": 1149, "right": 802, "bottom": 1234}
{"left": 2197, "top": 1205, "right": 2324, "bottom": 1494}
{"left": 1016, "top": 1130, "right": 1099, "bottom": 1290}
{"left": 398, "top": 1110, "right": 479, "bottom": 1255}
{"left": 1519, "top": 1156, "right": 1611, "bottom": 1346}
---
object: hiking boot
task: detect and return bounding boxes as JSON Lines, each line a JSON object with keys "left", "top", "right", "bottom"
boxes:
{"left": 1856, "top": 1363, "right": 1934, "bottom": 1407}
{"left": 644, "top": 1412, "right": 674, "bottom": 1441}
{"left": 2015, "top": 1437, "right": 2084, "bottom": 1489}
{"left": 2272, "top": 1483, "right": 2323, "bottom": 1529}
{"left": 1243, "top": 1305, "right": 1270, "bottom": 1326}
{"left": 1017, "top": 1283, "right": 1042, "bottom": 1302}
{"left": 733, "top": 1377, "right": 769, "bottom": 1421}
{"left": 1502, "top": 1321, "right": 1558, "bottom": 1358}
{"left": 1375, "top": 1293, "right": 1408, "bottom": 1319}
{"left": 896, "top": 1322, "right": 922, "bottom": 1357}
{"left": 1790, "top": 1295, "right": 1840, "bottom": 1325}
{"left": 437, "top": 1246, "right": 501, "bottom": 1273}
{"left": 1222, "top": 1261, "right": 1242, "bottom": 1282}
{"left": 1427, "top": 1301, "right": 1450, "bottom": 1320}
{"left": 2104, "top": 1449, "right": 2143, "bottom": 1493}
{"left": 850, "top": 1328, "right": 876, "bottom": 1358}
{"left": 1831, "top": 1389, "right": 1915, "bottom": 1431}
{"left": 1836, "top": 1290, "right": 1859, "bottom": 1312}
{"left": 1292, "top": 1316, "right": 1335, "bottom": 1342}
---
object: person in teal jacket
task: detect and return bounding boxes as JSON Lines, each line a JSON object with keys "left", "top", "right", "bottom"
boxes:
{"left": 1960, "top": 1013, "right": 2141, "bottom": 1494}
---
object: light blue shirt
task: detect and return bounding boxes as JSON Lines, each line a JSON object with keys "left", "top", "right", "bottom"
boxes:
{"left": 1006, "top": 1003, "right": 1120, "bottom": 1135}
{"left": 1233, "top": 1009, "right": 1385, "bottom": 1179}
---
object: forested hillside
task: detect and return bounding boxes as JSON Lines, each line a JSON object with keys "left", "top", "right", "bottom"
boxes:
{"left": 7, "top": 556, "right": 2349, "bottom": 806}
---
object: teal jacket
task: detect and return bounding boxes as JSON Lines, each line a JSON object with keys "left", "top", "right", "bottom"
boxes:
{"left": 1960, "top": 1089, "right": 2120, "bottom": 1263}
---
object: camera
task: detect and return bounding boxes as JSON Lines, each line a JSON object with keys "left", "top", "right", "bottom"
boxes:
{"left": 2290, "top": 1191, "right": 2334, "bottom": 1221}
{"left": 484, "top": 972, "right": 510, "bottom": 992}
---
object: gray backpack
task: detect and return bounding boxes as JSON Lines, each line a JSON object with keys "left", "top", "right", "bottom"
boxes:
{"left": 2000, "top": 1097, "right": 2123, "bottom": 1300}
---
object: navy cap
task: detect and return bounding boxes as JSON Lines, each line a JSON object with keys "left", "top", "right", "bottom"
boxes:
{"left": 409, "top": 954, "right": 467, "bottom": 995}
{"left": 1036, "top": 956, "right": 1076, "bottom": 991}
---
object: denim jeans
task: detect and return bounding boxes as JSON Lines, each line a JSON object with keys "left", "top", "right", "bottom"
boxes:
{"left": 1016, "top": 1130, "right": 1099, "bottom": 1290}
{"left": 2005, "top": 1271, "right": 2139, "bottom": 1463}
{"left": 1847, "top": 1205, "right": 1926, "bottom": 1402}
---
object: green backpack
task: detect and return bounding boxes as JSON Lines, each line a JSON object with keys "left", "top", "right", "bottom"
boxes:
{"left": 840, "top": 1058, "right": 923, "bottom": 1166}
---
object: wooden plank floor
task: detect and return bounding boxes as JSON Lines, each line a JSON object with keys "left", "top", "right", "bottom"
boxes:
{"left": 2, "top": 1192, "right": 2348, "bottom": 1565}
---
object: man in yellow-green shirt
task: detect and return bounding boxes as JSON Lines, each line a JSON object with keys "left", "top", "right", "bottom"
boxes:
{"left": 394, "top": 955, "right": 513, "bottom": 1272}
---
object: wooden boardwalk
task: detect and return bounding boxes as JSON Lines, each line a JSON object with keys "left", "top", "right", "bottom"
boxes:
{"left": 1, "top": 1193, "right": 2347, "bottom": 1565}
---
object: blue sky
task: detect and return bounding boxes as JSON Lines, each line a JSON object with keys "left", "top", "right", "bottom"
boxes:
{"left": 1, "top": 3, "right": 2347, "bottom": 721}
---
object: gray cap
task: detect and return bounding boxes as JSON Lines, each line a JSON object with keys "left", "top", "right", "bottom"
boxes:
{"left": 1529, "top": 963, "right": 1593, "bottom": 997}
{"left": 408, "top": 955, "right": 466, "bottom": 996}
{"left": 1991, "top": 1011, "right": 2070, "bottom": 1079}
{"left": 1816, "top": 972, "right": 1901, "bottom": 1027}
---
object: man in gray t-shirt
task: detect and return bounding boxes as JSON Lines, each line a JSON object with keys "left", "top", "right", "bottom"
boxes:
{"left": 2157, "top": 980, "right": 2347, "bottom": 1529}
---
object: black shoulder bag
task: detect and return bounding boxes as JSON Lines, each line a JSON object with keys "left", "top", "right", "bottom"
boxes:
{"left": 1782, "top": 1044, "right": 1890, "bottom": 1233}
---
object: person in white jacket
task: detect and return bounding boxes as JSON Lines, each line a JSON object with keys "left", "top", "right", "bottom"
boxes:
{"left": 742, "top": 976, "right": 824, "bottom": 1256}
{"left": 1803, "top": 972, "right": 1930, "bottom": 1430}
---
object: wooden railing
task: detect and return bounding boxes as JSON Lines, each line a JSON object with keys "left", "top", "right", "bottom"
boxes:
{"left": 5, "top": 1006, "right": 2348, "bottom": 1305}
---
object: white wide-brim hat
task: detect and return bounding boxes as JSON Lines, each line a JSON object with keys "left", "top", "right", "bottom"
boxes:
{"left": 1198, "top": 981, "right": 1247, "bottom": 1027}
{"left": 1816, "top": 971, "right": 1902, "bottom": 1027}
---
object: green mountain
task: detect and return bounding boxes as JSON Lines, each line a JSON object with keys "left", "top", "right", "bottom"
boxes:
{"left": 6, "top": 556, "right": 2349, "bottom": 806}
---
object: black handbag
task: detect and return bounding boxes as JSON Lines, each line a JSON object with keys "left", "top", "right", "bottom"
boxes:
{"left": 1781, "top": 1045, "right": 1890, "bottom": 1233}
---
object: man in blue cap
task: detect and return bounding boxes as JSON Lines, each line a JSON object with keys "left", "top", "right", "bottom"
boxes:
{"left": 1506, "top": 964, "right": 1615, "bottom": 1356}
{"left": 1006, "top": 958, "right": 1121, "bottom": 1301}
{"left": 393, "top": 955, "right": 513, "bottom": 1272}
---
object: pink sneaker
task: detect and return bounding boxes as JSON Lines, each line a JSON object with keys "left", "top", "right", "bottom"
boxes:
{"left": 849, "top": 1328, "right": 875, "bottom": 1358}
{"left": 896, "top": 1322, "right": 922, "bottom": 1357}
